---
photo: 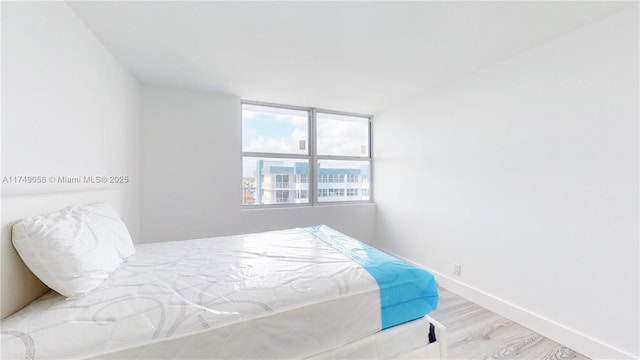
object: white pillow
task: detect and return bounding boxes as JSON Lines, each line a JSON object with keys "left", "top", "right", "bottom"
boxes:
{"left": 12, "top": 201, "right": 135, "bottom": 299}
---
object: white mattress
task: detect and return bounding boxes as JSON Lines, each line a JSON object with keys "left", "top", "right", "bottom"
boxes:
{"left": 1, "top": 228, "right": 388, "bottom": 359}
{"left": 307, "top": 315, "right": 434, "bottom": 359}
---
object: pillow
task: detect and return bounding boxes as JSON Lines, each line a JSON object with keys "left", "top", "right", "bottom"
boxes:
{"left": 11, "top": 201, "right": 135, "bottom": 299}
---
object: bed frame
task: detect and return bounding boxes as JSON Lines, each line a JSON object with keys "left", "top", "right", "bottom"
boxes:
{"left": 1, "top": 190, "right": 446, "bottom": 359}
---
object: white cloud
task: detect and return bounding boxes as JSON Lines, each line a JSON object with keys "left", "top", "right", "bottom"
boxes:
{"left": 244, "top": 132, "right": 306, "bottom": 154}
{"left": 317, "top": 119, "right": 368, "bottom": 156}
{"left": 242, "top": 110, "right": 259, "bottom": 120}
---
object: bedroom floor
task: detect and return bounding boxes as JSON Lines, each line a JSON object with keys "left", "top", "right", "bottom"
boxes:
{"left": 430, "top": 287, "right": 589, "bottom": 359}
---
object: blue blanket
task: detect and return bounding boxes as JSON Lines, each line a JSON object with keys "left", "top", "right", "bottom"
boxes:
{"left": 304, "top": 225, "right": 439, "bottom": 329}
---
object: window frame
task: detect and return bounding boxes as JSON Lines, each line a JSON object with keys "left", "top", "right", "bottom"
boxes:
{"left": 241, "top": 100, "right": 373, "bottom": 207}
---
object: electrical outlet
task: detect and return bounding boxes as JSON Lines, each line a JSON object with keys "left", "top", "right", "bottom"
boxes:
{"left": 453, "top": 263, "right": 462, "bottom": 276}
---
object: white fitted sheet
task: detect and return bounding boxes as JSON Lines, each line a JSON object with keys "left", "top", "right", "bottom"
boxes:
{"left": 2, "top": 228, "right": 387, "bottom": 359}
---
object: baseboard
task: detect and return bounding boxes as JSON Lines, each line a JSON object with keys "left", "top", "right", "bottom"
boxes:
{"left": 387, "top": 252, "right": 636, "bottom": 360}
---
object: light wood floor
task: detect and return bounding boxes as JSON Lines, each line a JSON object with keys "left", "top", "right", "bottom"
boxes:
{"left": 429, "top": 287, "right": 589, "bottom": 360}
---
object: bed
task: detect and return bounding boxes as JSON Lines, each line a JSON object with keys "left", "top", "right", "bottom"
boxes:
{"left": 0, "top": 190, "right": 446, "bottom": 359}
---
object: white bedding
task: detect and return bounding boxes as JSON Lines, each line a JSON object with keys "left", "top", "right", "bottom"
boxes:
{"left": 2, "top": 228, "right": 387, "bottom": 359}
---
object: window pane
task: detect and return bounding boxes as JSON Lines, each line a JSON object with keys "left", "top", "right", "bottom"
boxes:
{"left": 317, "top": 160, "right": 370, "bottom": 203}
{"left": 317, "top": 112, "right": 369, "bottom": 157}
{"left": 243, "top": 157, "right": 310, "bottom": 205}
{"left": 242, "top": 104, "right": 309, "bottom": 155}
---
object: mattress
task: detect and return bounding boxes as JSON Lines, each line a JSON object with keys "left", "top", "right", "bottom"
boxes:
{"left": 1, "top": 225, "right": 438, "bottom": 359}
{"left": 306, "top": 315, "right": 436, "bottom": 359}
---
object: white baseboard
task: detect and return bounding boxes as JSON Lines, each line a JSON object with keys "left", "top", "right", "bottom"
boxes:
{"left": 387, "top": 252, "right": 636, "bottom": 360}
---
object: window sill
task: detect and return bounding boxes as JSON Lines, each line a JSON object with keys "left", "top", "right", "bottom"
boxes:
{"left": 240, "top": 201, "right": 376, "bottom": 212}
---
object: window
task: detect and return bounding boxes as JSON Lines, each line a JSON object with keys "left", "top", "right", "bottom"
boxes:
{"left": 317, "top": 112, "right": 369, "bottom": 157}
{"left": 242, "top": 102, "right": 371, "bottom": 206}
{"left": 276, "top": 190, "right": 289, "bottom": 203}
{"left": 318, "top": 174, "right": 345, "bottom": 183}
{"left": 276, "top": 175, "right": 289, "bottom": 189}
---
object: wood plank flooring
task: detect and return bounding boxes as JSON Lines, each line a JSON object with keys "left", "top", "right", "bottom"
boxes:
{"left": 429, "top": 287, "right": 589, "bottom": 359}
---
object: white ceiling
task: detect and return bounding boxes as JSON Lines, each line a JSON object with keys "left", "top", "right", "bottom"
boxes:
{"left": 67, "top": 1, "right": 633, "bottom": 115}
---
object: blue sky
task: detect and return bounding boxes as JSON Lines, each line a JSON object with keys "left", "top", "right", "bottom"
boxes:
{"left": 243, "top": 112, "right": 303, "bottom": 139}
{"left": 242, "top": 109, "right": 308, "bottom": 154}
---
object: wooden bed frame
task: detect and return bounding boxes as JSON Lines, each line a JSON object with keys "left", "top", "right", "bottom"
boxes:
{"left": 0, "top": 190, "right": 446, "bottom": 359}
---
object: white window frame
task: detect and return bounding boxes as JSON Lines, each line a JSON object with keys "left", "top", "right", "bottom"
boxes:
{"left": 242, "top": 100, "right": 373, "bottom": 207}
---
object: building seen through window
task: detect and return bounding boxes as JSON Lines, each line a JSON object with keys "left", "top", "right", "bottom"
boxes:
{"left": 244, "top": 159, "right": 370, "bottom": 205}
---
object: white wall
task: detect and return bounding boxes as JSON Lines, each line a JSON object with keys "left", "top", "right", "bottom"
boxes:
{"left": 140, "top": 85, "right": 375, "bottom": 244}
{"left": 374, "top": 7, "right": 638, "bottom": 360}
{"left": 1, "top": 2, "right": 142, "bottom": 240}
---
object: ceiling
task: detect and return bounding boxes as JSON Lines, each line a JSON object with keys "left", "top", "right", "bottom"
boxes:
{"left": 67, "top": 1, "right": 633, "bottom": 115}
